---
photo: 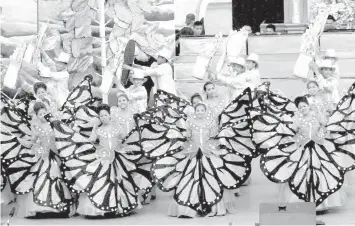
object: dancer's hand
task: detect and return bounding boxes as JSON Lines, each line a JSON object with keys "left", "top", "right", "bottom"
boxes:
{"left": 309, "top": 61, "right": 317, "bottom": 70}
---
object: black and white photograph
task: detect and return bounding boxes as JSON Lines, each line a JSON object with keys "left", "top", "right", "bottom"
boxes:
{"left": 1, "top": 0, "right": 355, "bottom": 225}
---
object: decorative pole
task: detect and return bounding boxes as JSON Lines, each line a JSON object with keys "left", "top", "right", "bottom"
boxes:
{"left": 37, "top": 0, "right": 39, "bottom": 33}
{"left": 100, "top": 0, "right": 108, "bottom": 104}
{"left": 292, "top": 0, "right": 301, "bottom": 23}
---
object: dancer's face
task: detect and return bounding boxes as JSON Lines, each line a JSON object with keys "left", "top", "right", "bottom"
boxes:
{"left": 36, "top": 108, "right": 47, "bottom": 122}
{"left": 195, "top": 105, "right": 206, "bottom": 119}
{"left": 298, "top": 102, "right": 310, "bottom": 115}
{"left": 320, "top": 67, "right": 335, "bottom": 78}
{"left": 230, "top": 63, "right": 245, "bottom": 74}
{"left": 246, "top": 60, "right": 256, "bottom": 70}
{"left": 205, "top": 84, "right": 216, "bottom": 97}
{"left": 99, "top": 110, "right": 110, "bottom": 124}
{"left": 36, "top": 88, "right": 47, "bottom": 100}
{"left": 117, "top": 96, "right": 128, "bottom": 109}
{"left": 192, "top": 97, "right": 202, "bottom": 106}
{"left": 307, "top": 83, "right": 319, "bottom": 96}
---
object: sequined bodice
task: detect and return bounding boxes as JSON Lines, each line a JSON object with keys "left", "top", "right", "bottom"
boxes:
{"left": 187, "top": 115, "right": 217, "bottom": 145}
{"left": 32, "top": 123, "right": 55, "bottom": 158}
{"left": 205, "top": 97, "right": 227, "bottom": 116}
{"left": 294, "top": 112, "right": 324, "bottom": 141}
{"left": 96, "top": 125, "right": 122, "bottom": 150}
{"left": 308, "top": 95, "right": 332, "bottom": 113}
{"left": 111, "top": 108, "right": 135, "bottom": 136}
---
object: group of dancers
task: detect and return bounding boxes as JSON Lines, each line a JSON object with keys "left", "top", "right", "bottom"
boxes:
{"left": 1, "top": 44, "right": 355, "bottom": 221}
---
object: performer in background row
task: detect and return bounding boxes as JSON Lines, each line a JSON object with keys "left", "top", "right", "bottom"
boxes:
{"left": 123, "top": 48, "right": 176, "bottom": 97}
{"left": 203, "top": 81, "right": 229, "bottom": 117}
{"left": 207, "top": 57, "right": 248, "bottom": 102}
{"left": 115, "top": 70, "right": 148, "bottom": 113}
{"left": 309, "top": 59, "right": 340, "bottom": 114}
{"left": 245, "top": 53, "right": 261, "bottom": 90}
{"left": 28, "top": 82, "right": 59, "bottom": 119}
{"left": 305, "top": 81, "right": 328, "bottom": 116}
{"left": 321, "top": 49, "right": 340, "bottom": 77}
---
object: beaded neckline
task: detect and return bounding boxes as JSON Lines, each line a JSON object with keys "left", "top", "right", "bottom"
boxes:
{"left": 33, "top": 123, "right": 53, "bottom": 135}
{"left": 97, "top": 126, "right": 121, "bottom": 139}
{"left": 189, "top": 113, "right": 214, "bottom": 129}
{"left": 296, "top": 113, "right": 318, "bottom": 127}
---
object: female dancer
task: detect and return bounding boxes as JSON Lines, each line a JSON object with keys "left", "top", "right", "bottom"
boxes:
{"left": 305, "top": 81, "right": 329, "bottom": 117}
{"left": 55, "top": 104, "right": 152, "bottom": 218}
{"left": 115, "top": 70, "right": 148, "bottom": 113}
{"left": 111, "top": 92, "right": 157, "bottom": 204}
{"left": 137, "top": 96, "right": 253, "bottom": 218}
{"left": 183, "top": 93, "right": 204, "bottom": 116}
{"left": 13, "top": 102, "right": 75, "bottom": 218}
{"left": 251, "top": 89, "right": 355, "bottom": 215}
{"left": 28, "top": 82, "right": 58, "bottom": 118}
{"left": 203, "top": 81, "right": 228, "bottom": 116}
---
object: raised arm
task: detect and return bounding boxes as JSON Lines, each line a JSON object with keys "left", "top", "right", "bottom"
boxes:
{"left": 316, "top": 76, "right": 339, "bottom": 92}
{"left": 216, "top": 73, "right": 247, "bottom": 89}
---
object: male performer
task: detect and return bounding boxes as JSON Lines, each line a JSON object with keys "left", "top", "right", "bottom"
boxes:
{"left": 123, "top": 48, "right": 176, "bottom": 96}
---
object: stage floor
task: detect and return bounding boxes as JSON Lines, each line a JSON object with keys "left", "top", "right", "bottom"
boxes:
{"left": 2, "top": 159, "right": 355, "bottom": 225}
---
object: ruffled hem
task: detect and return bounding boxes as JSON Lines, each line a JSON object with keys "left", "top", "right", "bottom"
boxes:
{"left": 76, "top": 193, "right": 108, "bottom": 216}
{"left": 168, "top": 199, "right": 197, "bottom": 218}
{"left": 1, "top": 182, "right": 14, "bottom": 205}
{"left": 208, "top": 189, "right": 239, "bottom": 216}
{"left": 16, "top": 193, "right": 59, "bottom": 218}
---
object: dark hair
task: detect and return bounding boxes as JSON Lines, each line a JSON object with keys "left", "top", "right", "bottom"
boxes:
{"left": 194, "top": 21, "right": 203, "bottom": 27}
{"left": 97, "top": 104, "right": 111, "bottom": 115}
{"left": 175, "top": 29, "right": 181, "bottom": 41}
{"left": 194, "top": 102, "right": 207, "bottom": 111}
{"left": 203, "top": 81, "right": 215, "bottom": 91}
{"left": 33, "top": 101, "right": 46, "bottom": 115}
{"left": 33, "top": 82, "right": 47, "bottom": 94}
{"left": 294, "top": 96, "right": 309, "bottom": 108}
{"left": 307, "top": 81, "right": 319, "bottom": 89}
{"left": 266, "top": 24, "right": 276, "bottom": 31}
{"left": 180, "top": 27, "right": 194, "bottom": 36}
{"left": 327, "top": 15, "right": 336, "bottom": 21}
{"left": 190, "top": 93, "right": 202, "bottom": 103}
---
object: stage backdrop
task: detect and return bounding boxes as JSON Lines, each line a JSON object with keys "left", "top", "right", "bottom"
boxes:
{"left": 232, "top": 0, "right": 284, "bottom": 32}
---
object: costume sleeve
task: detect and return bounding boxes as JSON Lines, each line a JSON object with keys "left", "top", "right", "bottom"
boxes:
{"left": 290, "top": 116, "right": 300, "bottom": 133}
{"left": 317, "top": 76, "right": 339, "bottom": 92}
{"left": 209, "top": 120, "right": 219, "bottom": 138}
{"left": 89, "top": 128, "right": 98, "bottom": 143}
{"left": 185, "top": 119, "right": 192, "bottom": 138}
{"left": 28, "top": 101, "right": 35, "bottom": 117}
{"left": 29, "top": 125, "right": 39, "bottom": 144}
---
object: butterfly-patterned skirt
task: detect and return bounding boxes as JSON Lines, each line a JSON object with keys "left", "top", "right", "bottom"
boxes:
{"left": 51, "top": 120, "right": 152, "bottom": 217}
{"left": 6, "top": 148, "right": 75, "bottom": 217}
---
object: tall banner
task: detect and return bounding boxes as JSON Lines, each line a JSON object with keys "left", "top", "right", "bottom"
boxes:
{"left": 216, "top": 30, "right": 248, "bottom": 73}
{"left": 193, "top": 32, "right": 223, "bottom": 80}
{"left": 293, "top": 9, "right": 329, "bottom": 80}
